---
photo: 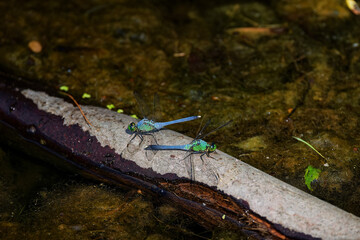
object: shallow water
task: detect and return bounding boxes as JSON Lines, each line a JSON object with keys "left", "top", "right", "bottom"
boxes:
{"left": 0, "top": 0, "right": 360, "bottom": 238}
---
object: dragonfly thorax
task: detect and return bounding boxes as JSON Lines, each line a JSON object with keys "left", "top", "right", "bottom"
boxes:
{"left": 189, "top": 139, "right": 210, "bottom": 152}
{"left": 137, "top": 119, "right": 157, "bottom": 132}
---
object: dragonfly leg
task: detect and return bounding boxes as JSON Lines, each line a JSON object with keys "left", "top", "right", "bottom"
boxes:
{"left": 199, "top": 153, "right": 207, "bottom": 164}
{"left": 138, "top": 134, "right": 144, "bottom": 146}
{"left": 207, "top": 152, "right": 216, "bottom": 160}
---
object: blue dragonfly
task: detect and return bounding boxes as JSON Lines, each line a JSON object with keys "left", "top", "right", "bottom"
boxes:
{"left": 126, "top": 92, "right": 201, "bottom": 145}
{"left": 145, "top": 120, "right": 232, "bottom": 181}
{"left": 127, "top": 116, "right": 201, "bottom": 144}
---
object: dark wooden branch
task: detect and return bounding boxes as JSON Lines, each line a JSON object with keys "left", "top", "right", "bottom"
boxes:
{"left": 1, "top": 77, "right": 359, "bottom": 240}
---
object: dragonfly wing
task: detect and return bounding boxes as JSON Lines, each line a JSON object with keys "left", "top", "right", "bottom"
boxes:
{"left": 183, "top": 153, "right": 195, "bottom": 181}
{"left": 134, "top": 91, "right": 161, "bottom": 122}
{"left": 189, "top": 154, "right": 195, "bottom": 181}
{"left": 152, "top": 92, "right": 161, "bottom": 122}
{"left": 133, "top": 91, "right": 149, "bottom": 118}
{"left": 144, "top": 133, "right": 158, "bottom": 161}
{"left": 195, "top": 119, "right": 211, "bottom": 140}
{"left": 197, "top": 120, "right": 233, "bottom": 140}
{"left": 200, "top": 153, "right": 219, "bottom": 185}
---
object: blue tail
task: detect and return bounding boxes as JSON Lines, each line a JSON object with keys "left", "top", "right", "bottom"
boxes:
{"left": 154, "top": 116, "right": 200, "bottom": 129}
{"left": 146, "top": 144, "right": 189, "bottom": 151}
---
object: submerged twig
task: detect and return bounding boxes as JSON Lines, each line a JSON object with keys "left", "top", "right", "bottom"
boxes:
{"left": 292, "top": 136, "right": 326, "bottom": 160}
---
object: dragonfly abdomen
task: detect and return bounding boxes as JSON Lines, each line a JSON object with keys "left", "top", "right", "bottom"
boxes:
{"left": 154, "top": 116, "right": 201, "bottom": 129}
{"left": 146, "top": 144, "right": 190, "bottom": 151}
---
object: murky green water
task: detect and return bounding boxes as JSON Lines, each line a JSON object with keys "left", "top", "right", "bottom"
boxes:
{"left": 1, "top": 0, "right": 360, "bottom": 238}
{"left": 0, "top": 147, "right": 248, "bottom": 239}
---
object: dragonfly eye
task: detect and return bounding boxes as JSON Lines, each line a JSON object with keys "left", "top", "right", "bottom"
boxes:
{"left": 209, "top": 142, "right": 217, "bottom": 152}
{"left": 128, "top": 122, "right": 137, "bottom": 132}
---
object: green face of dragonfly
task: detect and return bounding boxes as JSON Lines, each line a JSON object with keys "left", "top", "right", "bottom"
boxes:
{"left": 127, "top": 122, "right": 137, "bottom": 133}
{"left": 208, "top": 143, "right": 217, "bottom": 153}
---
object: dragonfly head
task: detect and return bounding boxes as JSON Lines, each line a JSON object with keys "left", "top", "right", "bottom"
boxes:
{"left": 208, "top": 142, "right": 217, "bottom": 153}
{"left": 127, "top": 122, "right": 137, "bottom": 133}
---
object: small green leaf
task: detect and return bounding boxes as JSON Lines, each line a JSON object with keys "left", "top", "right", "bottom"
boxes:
{"left": 304, "top": 165, "right": 321, "bottom": 191}
{"left": 82, "top": 93, "right": 91, "bottom": 99}
{"left": 106, "top": 104, "right": 115, "bottom": 110}
{"left": 60, "top": 85, "right": 69, "bottom": 92}
{"left": 117, "top": 109, "right": 124, "bottom": 113}
{"left": 130, "top": 114, "right": 138, "bottom": 119}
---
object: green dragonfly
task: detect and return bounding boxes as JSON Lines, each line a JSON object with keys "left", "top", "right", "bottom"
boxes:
{"left": 145, "top": 120, "right": 232, "bottom": 181}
